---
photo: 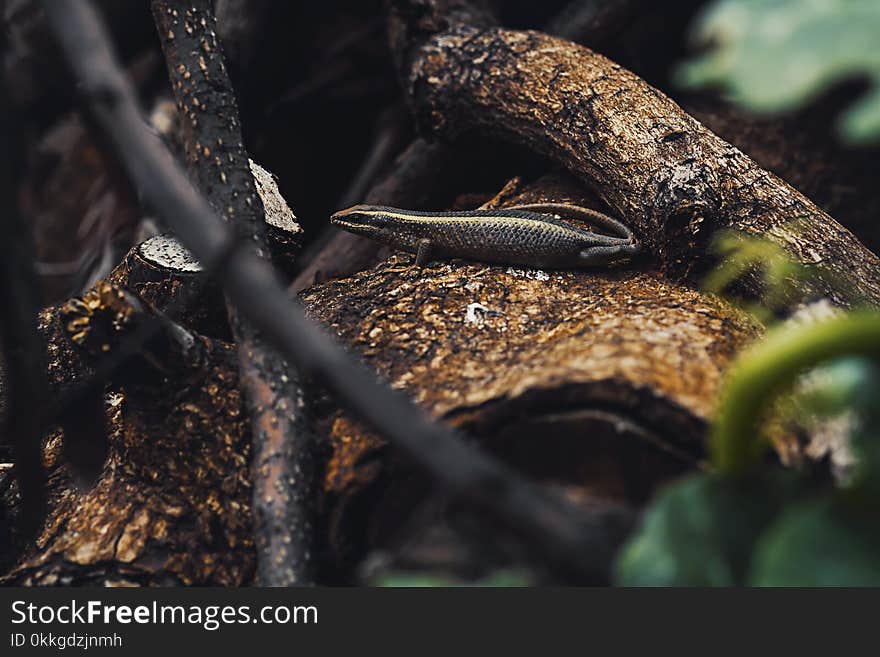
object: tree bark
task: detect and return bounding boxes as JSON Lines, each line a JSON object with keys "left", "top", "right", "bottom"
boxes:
{"left": 34, "top": 0, "right": 632, "bottom": 584}
{"left": 4, "top": 282, "right": 254, "bottom": 585}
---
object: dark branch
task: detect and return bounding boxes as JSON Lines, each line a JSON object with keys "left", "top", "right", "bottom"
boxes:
{"left": 42, "top": 0, "right": 622, "bottom": 584}
{"left": 150, "top": 0, "right": 314, "bottom": 586}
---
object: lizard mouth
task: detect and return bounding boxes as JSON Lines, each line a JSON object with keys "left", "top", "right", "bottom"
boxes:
{"left": 329, "top": 216, "right": 380, "bottom": 236}
{"left": 330, "top": 207, "right": 386, "bottom": 235}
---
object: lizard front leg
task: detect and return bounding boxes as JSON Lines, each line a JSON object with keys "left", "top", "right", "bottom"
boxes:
{"left": 414, "top": 238, "right": 433, "bottom": 266}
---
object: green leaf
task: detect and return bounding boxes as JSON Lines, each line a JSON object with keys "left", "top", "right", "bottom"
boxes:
{"left": 678, "top": 0, "right": 880, "bottom": 143}
{"left": 791, "top": 357, "right": 876, "bottom": 419}
{"left": 750, "top": 497, "right": 880, "bottom": 585}
{"left": 844, "top": 363, "right": 880, "bottom": 488}
{"left": 615, "top": 474, "right": 785, "bottom": 586}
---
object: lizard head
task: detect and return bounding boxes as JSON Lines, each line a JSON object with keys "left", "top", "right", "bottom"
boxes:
{"left": 330, "top": 205, "right": 391, "bottom": 238}
{"left": 330, "top": 205, "right": 431, "bottom": 253}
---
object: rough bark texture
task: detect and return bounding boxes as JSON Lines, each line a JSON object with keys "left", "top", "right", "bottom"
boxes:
{"left": 387, "top": 16, "right": 880, "bottom": 308}
{"left": 108, "top": 234, "right": 230, "bottom": 339}
{"left": 548, "top": 0, "right": 880, "bottom": 252}
{"left": 303, "top": 184, "right": 761, "bottom": 443}
{"left": 4, "top": 282, "right": 254, "bottom": 585}
{"left": 34, "top": 0, "right": 630, "bottom": 583}
{"left": 152, "top": 0, "right": 314, "bottom": 585}
{"left": 684, "top": 96, "right": 880, "bottom": 255}
{"left": 17, "top": 0, "right": 874, "bottom": 585}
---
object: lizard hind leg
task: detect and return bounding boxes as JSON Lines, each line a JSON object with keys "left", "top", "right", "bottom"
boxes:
{"left": 414, "top": 238, "right": 433, "bottom": 267}
{"left": 579, "top": 242, "right": 639, "bottom": 267}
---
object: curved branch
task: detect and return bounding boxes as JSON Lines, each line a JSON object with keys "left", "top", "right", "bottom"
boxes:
{"left": 387, "top": 7, "right": 880, "bottom": 308}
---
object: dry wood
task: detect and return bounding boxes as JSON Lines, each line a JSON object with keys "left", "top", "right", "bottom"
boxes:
{"left": 12, "top": 0, "right": 869, "bottom": 586}
{"left": 35, "top": 0, "right": 628, "bottom": 584}
{"left": 685, "top": 97, "right": 880, "bottom": 253}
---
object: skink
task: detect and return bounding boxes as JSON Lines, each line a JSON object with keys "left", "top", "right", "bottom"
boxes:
{"left": 330, "top": 202, "right": 639, "bottom": 269}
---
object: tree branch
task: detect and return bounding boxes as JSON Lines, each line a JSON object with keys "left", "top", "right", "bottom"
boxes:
{"left": 150, "top": 0, "right": 314, "bottom": 586}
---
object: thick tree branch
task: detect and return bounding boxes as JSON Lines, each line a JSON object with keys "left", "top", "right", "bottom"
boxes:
{"left": 387, "top": 3, "right": 880, "bottom": 308}
{"left": 304, "top": 172, "right": 772, "bottom": 577}
{"left": 42, "top": 0, "right": 621, "bottom": 584}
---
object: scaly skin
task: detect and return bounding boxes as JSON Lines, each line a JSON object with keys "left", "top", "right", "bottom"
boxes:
{"left": 330, "top": 203, "right": 640, "bottom": 269}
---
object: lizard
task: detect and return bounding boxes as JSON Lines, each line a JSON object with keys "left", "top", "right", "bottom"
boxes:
{"left": 329, "top": 202, "right": 639, "bottom": 269}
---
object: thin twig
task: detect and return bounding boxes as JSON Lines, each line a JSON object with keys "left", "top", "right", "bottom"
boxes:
{"left": 42, "top": 0, "right": 619, "bottom": 584}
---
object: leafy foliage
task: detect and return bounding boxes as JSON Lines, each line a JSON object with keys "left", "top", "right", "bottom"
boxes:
{"left": 751, "top": 497, "right": 880, "bottom": 585}
{"left": 679, "top": 0, "right": 880, "bottom": 142}
{"left": 617, "top": 310, "right": 880, "bottom": 586}
{"left": 615, "top": 475, "right": 790, "bottom": 586}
